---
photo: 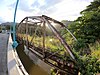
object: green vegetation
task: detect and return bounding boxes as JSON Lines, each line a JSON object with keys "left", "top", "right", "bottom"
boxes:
{"left": 75, "top": 54, "right": 100, "bottom": 75}
{"left": 5, "top": 25, "right": 10, "bottom": 30}
{"left": 65, "top": 0, "right": 100, "bottom": 74}
{"left": 19, "top": 33, "right": 66, "bottom": 56}
{"left": 0, "top": 26, "right": 1, "bottom": 32}
{"left": 69, "top": 1, "right": 100, "bottom": 43}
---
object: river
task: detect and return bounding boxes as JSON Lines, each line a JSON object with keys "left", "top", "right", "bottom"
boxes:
{"left": 16, "top": 44, "right": 49, "bottom": 75}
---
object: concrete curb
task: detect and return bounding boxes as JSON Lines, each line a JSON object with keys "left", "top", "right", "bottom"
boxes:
{"left": 7, "top": 34, "right": 29, "bottom": 75}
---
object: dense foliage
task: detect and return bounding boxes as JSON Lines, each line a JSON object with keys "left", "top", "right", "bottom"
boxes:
{"left": 68, "top": 0, "right": 100, "bottom": 44}
{"left": 74, "top": 53, "right": 100, "bottom": 75}
{"left": 63, "top": 0, "right": 100, "bottom": 74}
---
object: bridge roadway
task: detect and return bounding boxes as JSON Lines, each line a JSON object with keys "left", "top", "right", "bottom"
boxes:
{"left": 0, "top": 33, "right": 8, "bottom": 75}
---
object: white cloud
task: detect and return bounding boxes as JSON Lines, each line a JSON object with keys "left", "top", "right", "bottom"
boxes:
{"left": 0, "top": 7, "right": 13, "bottom": 22}
{"left": 28, "top": 0, "right": 36, "bottom": 5}
{"left": 48, "top": 0, "right": 93, "bottom": 21}
{"left": 0, "top": 0, "right": 93, "bottom": 23}
{"left": 16, "top": 9, "right": 35, "bottom": 22}
{"left": 38, "top": 0, "right": 46, "bottom": 6}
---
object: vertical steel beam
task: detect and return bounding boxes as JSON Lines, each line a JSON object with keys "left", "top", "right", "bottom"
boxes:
{"left": 25, "top": 18, "right": 29, "bottom": 48}
{"left": 42, "top": 21, "right": 46, "bottom": 58}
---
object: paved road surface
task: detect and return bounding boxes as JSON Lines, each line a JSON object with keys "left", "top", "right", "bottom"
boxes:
{"left": 0, "top": 33, "right": 8, "bottom": 75}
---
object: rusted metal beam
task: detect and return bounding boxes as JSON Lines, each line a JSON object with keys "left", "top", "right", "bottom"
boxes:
{"left": 42, "top": 21, "right": 46, "bottom": 58}
{"left": 42, "top": 15, "right": 77, "bottom": 41}
{"left": 42, "top": 17, "right": 75, "bottom": 60}
{"left": 25, "top": 18, "right": 29, "bottom": 48}
{"left": 42, "top": 15, "right": 65, "bottom": 27}
{"left": 17, "top": 17, "right": 27, "bottom": 28}
{"left": 27, "top": 16, "right": 43, "bottom": 22}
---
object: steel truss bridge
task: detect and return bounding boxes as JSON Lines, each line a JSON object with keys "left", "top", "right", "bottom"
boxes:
{"left": 16, "top": 15, "right": 79, "bottom": 75}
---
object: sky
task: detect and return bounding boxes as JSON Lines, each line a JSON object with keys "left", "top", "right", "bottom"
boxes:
{"left": 0, "top": 0, "right": 93, "bottom": 23}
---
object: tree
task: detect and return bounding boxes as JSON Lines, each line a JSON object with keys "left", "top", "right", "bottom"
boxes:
{"left": 61, "top": 20, "right": 72, "bottom": 27}
{"left": 6, "top": 25, "right": 10, "bottom": 30}
{"left": 68, "top": 0, "right": 100, "bottom": 44}
{"left": 67, "top": 0, "right": 100, "bottom": 74}
{"left": 0, "top": 26, "right": 1, "bottom": 32}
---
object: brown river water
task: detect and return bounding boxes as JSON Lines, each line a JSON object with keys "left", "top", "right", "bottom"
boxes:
{"left": 16, "top": 44, "right": 49, "bottom": 75}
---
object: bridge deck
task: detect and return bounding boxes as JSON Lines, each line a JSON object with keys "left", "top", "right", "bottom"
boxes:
{"left": 0, "top": 33, "right": 8, "bottom": 75}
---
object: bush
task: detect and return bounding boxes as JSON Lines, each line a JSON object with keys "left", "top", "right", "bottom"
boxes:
{"left": 74, "top": 53, "right": 100, "bottom": 75}
{"left": 72, "top": 38, "right": 91, "bottom": 55}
